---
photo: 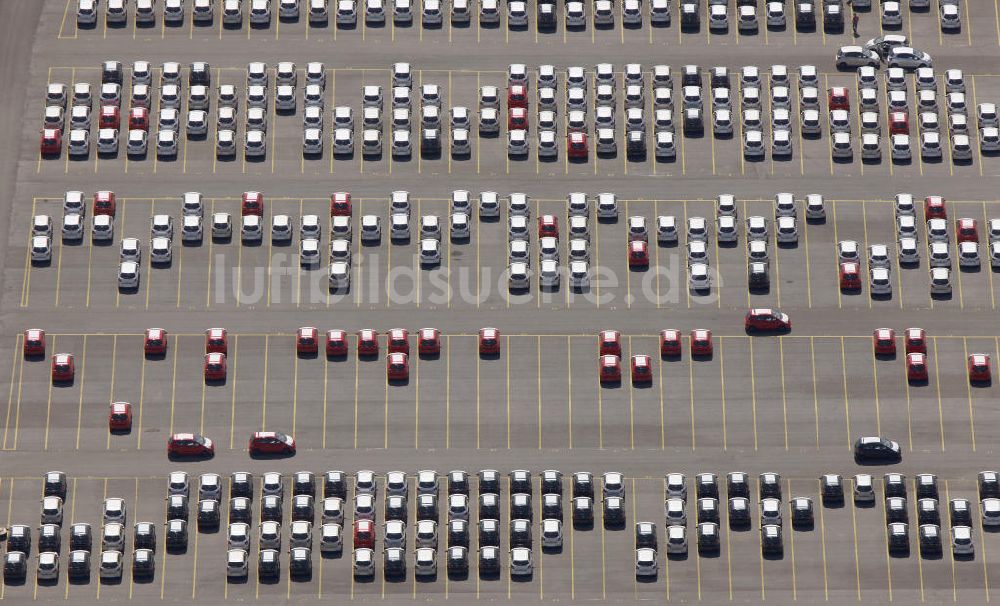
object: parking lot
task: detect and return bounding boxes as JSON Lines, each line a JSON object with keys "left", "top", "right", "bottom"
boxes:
{"left": 6, "top": 0, "right": 1000, "bottom": 603}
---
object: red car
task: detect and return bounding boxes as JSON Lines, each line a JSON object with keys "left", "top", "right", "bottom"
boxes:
{"left": 873, "top": 328, "right": 896, "bottom": 355}
{"left": 538, "top": 215, "right": 558, "bottom": 238}
{"left": 659, "top": 329, "right": 681, "bottom": 357}
{"left": 599, "top": 355, "right": 621, "bottom": 384}
{"left": 93, "top": 190, "right": 116, "bottom": 217}
{"left": 330, "top": 192, "right": 352, "bottom": 217}
{"left": 205, "top": 328, "right": 228, "bottom": 354}
{"left": 387, "top": 352, "right": 409, "bottom": 381}
{"left": 354, "top": 519, "right": 375, "bottom": 549}
{"left": 128, "top": 107, "right": 149, "bottom": 131}
{"left": 599, "top": 330, "right": 622, "bottom": 357}
{"left": 40, "top": 128, "right": 62, "bottom": 155}
{"left": 628, "top": 241, "right": 649, "bottom": 269}
{"left": 906, "top": 353, "right": 928, "bottom": 381}
{"left": 924, "top": 196, "right": 946, "bottom": 220}
{"left": 479, "top": 327, "right": 500, "bottom": 355}
{"left": 904, "top": 327, "right": 927, "bottom": 354}
{"left": 297, "top": 327, "right": 319, "bottom": 354}
{"left": 204, "top": 352, "right": 227, "bottom": 380}
{"left": 109, "top": 402, "right": 132, "bottom": 431}
{"left": 241, "top": 191, "right": 264, "bottom": 217}
{"left": 567, "top": 132, "right": 588, "bottom": 158}
{"left": 418, "top": 328, "right": 441, "bottom": 355}
{"left": 839, "top": 262, "right": 861, "bottom": 290}
{"left": 144, "top": 327, "right": 168, "bottom": 355}
{"left": 248, "top": 431, "right": 296, "bottom": 455}
{"left": 167, "top": 433, "right": 215, "bottom": 457}
{"left": 956, "top": 218, "right": 979, "bottom": 243}
{"left": 508, "top": 107, "right": 528, "bottom": 131}
{"left": 23, "top": 328, "right": 45, "bottom": 356}
{"left": 357, "top": 329, "right": 379, "bottom": 356}
{"left": 51, "top": 353, "right": 75, "bottom": 382}
{"left": 968, "top": 354, "right": 992, "bottom": 383}
{"left": 690, "top": 329, "right": 713, "bottom": 356}
{"left": 631, "top": 354, "right": 653, "bottom": 384}
{"left": 326, "top": 329, "right": 349, "bottom": 356}
{"left": 387, "top": 328, "right": 410, "bottom": 354}
{"left": 828, "top": 87, "right": 849, "bottom": 111}
{"left": 744, "top": 308, "right": 791, "bottom": 333}
{"left": 99, "top": 105, "right": 120, "bottom": 129}
{"left": 889, "top": 111, "right": 908, "bottom": 135}
{"left": 508, "top": 84, "right": 528, "bottom": 109}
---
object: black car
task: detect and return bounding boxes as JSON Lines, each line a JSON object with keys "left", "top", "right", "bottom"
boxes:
{"left": 479, "top": 493, "right": 500, "bottom": 520}
{"left": 448, "top": 471, "right": 469, "bottom": 496}
{"left": 166, "top": 519, "right": 188, "bottom": 549}
{"left": 854, "top": 436, "right": 902, "bottom": 463}
{"left": 916, "top": 474, "right": 938, "bottom": 500}
{"left": 292, "top": 495, "right": 314, "bottom": 522}
{"left": 101, "top": 60, "right": 123, "bottom": 85}
{"left": 573, "top": 497, "right": 594, "bottom": 525}
{"left": 197, "top": 499, "right": 221, "bottom": 529}
{"left": 167, "top": 494, "right": 188, "bottom": 521}
{"left": 258, "top": 549, "right": 280, "bottom": 579}
{"left": 479, "top": 546, "right": 501, "bottom": 575}
{"left": 791, "top": 498, "right": 814, "bottom": 527}
{"left": 884, "top": 474, "right": 907, "bottom": 499}
{"left": 478, "top": 519, "right": 500, "bottom": 547}
{"left": 821, "top": 474, "right": 844, "bottom": 504}
{"left": 478, "top": 469, "right": 500, "bottom": 495}
{"left": 447, "top": 546, "right": 468, "bottom": 575}
{"left": 510, "top": 493, "right": 532, "bottom": 521}
{"left": 761, "top": 524, "right": 783, "bottom": 556}
{"left": 293, "top": 471, "right": 316, "bottom": 497}
{"left": 919, "top": 524, "right": 942, "bottom": 557}
{"left": 510, "top": 519, "right": 532, "bottom": 548}
{"left": 133, "top": 548, "right": 155, "bottom": 577}
{"left": 727, "top": 472, "right": 750, "bottom": 500}
{"left": 603, "top": 496, "right": 625, "bottom": 526}
{"left": 290, "top": 547, "right": 311, "bottom": 578}
{"left": 885, "top": 498, "right": 908, "bottom": 524}
{"left": 572, "top": 472, "right": 594, "bottom": 499}
{"left": 232, "top": 472, "right": 254, "bottom": 499}
{"left": 681, "top": 65, "right": 701, "bottom": 88}
{"left": 324, "top": 470, "right": 347, "bottom": 499}
{"left": 950, "top": 498, "right": 972, "bottom": 527}
{"left": 710, "top": 66, "right": 730, "bottom": 89}
{"left": 683, "top": 108, "right": 703, "bottom": 135}
{"left": 421, "top": 128, "right": 441, "bottom": 154}
{"left": 635, "top": 522, "right": 657, "bottom": 550}
{"left": 542, "top": 493, "right": 562, "bottom": 521}
{"left": 134, "top": 522, "right": 157, "bottom": 551}
{"left": 979, "top": 471, "right": 1000, "bottom": 500}
{"left": 384, "top": 547, "right": 406, "bottom": 577}
{"left": 448, "top": 519, "right": 469, "bottom": 549}
{"left": 748, "top": 262, "right": 770, "bottom": 289}
{"left": 795, "top": 1, "right": 815, "bottom": 28}
{"left": 510, "top": 470, "right": 532, "bottom": 495}
{"left": 542, "top": 470, "right": 563, "bottom": 496}
{"left": 417, "top": 494, "right": 438, "bottom": 521}
{"left": 918, "top": 498, "right": 940, "bottom": 526}
{"left": 823, "top": 3, "right": 843, "bottom": 29}
{"left": 680, "top": 2, "right": 699, "bottom": 28}
{"left": 189, "top": 62, "right": 211, "bottom": 87}
{"left": 70, "top": 523, "right": 92, "bottom": 552}
{"left": 385, "top": 496, "right": 407, "bottom": 522}
{"left": 888, "top": 522, "right": 909, "bottom": 554}
{"left": 729, "top": 497, "right": 751, "bottom": 527}
{"left": 68, "top": 550, "right": 90, "bottom": 580}
{"left": 537, "top": 2, "right": 555, "bottom": 29}
{"left": 261, "top": 495, "right": 283, "bottom": 523}
{"left": 696, "top": 473, "right": 719, "bottom": 500}
{"left": 626, "top": 130, "right": 646, "bottom": 157}
{"left": 759, "top": 473, "right": 782, "bottom": 500}
{"left": 3, "top": 552, "right": 27, "bottom": 581}
{"left": 38, "top": 524, "right": 61, "bottom": 553}
{"left": 8, "top": 525, "right": 31, "bottom": 554}
{"left": 697, "top": 498, "right": 719, "bottom": 525}
{"left": 44, "top": 471, "right": 67, "bottom": 499}
{"left": 697, "top": 522, "right": 720, "bottom": 553}
{"left": 230, "top": 497, "right": 252, "bottom": 524}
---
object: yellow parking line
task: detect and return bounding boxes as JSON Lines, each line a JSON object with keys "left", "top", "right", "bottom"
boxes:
{"left": 260, "top": 336, "right": 270, "bottom": 429}
{"left": 962, "top": 337, "right": 977, "bottom": 451}
{"left": 103, "top": 336, "right": 118, "bottom": 449}
{"left": 20, "top": 198, "right": 37, "bottom": 308}
{"left": 778, "top": 338, "right": 789, "bottom": 449}
{"left": 840, "top": 337, "right": 851, "bottom": 448}
{"left": 847, "top": 477, "right": 862, "bottom": 599}
{"left": 809, "top": 338, "right": 820, "bottom": 447}
{"left": 506, "top": 338, "right": 511, "bottom": 448}
{"left": 965, "top": 0, "right": 973, "bottom": 45}
{"left": 1, "top": 336, "right": 21, "bottom": 450}
{"left": 687, "top": 343, "right": 695, "bottom": 449}
{"left": 718, "top": 337, "right": 727, "bottom": 450}
{"left": 167, "top": 335, "right": 179, "bottom": 436}
{"left": 786, "top": 480, "right": 798, "bottom": 599}
{"left": 353, "top": 345, "right": 360, "bottom": 448}
{"left": 933, "top": 339, "right": 946, "bottom": 450}
{"left": 945, "top": 480, "right": 958, "bottom": 600}
{"left": 877, "top": 483, "right": 894, "bottom": 600}
{"left": 748, "top": 338, "right": 758, "bottom": 450}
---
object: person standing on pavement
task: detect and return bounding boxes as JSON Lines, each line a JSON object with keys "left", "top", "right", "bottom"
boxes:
{"left": 852, "top": 11, "right": 860, "bottom": 37}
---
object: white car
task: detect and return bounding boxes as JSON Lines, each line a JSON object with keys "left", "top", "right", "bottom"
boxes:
{"left": 507, "top": 129, "right": 528, "bottom": 156}
{"left": 420, "top": 238, "right": 441, "bottom": 265}
{"left": 31, "top": 235, "right": 52, "bottom": 263}
{"left": 157, "top": 130, "right": 178, "bottom": 157}
{"left": 898, "top": 237, "right": 919, "bottom": 264}
{"left": 118, "top": 261, "right": 140, "bottom": 289}
{"left": 303, "top": 128, "right": 324, "bottom": 154}
{"left": 929, "top": 267, "right": 952, "bottom": 294}
{"left": 92, "top": 215, "right": 114, "bottom": 241}
{"left": 151, "top": 237, "right": 172, "bottom": 263}
{"left": 959, "top": 241, "right": 980, "bottom": 267}
{"left": 212, "top": 213, "right": 233, "bottom": 239}
{"left": 329, "top": 262, "right": 350, "bottom": 289}
{"left": 337, "top": 0, "right": 358, "bottom": 23}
